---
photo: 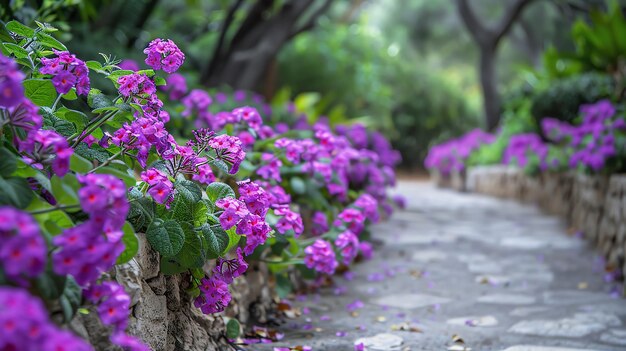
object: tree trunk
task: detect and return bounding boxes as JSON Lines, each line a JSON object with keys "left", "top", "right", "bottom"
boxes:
{"left": 479, "top": 45, "right": 500, "bottom": 131}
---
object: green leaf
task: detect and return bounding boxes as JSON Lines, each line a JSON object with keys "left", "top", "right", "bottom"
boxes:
{"left": 2, "top": 43, "right": 29, "bottom": 58}
{"left": 107, "top": 70, "right": 134, "bottom": 81}
{"left": 0, "top": 148, "right": 17, "bottom": 178}
{"left": 50, "top": 175, "right": 80, "bottom": 206}
{"left": 117, "top": 222, "right": 139, "bottom": 264}
{"left": 86, "top": 60, "right": 104, "bottom": 72}
{"left": 59, "top": 277, "right": 81, "bottom": 322}
{"left": 170, "top": 193, "right": 193, "bottom": 223}
{"left": 36, "top": 32, "right": 67, "bottom": 50}
{"left": 34, "top": 271, "right": 66, "bottom": 300}
{"left": 193, "top": 201, "right": 209, "bottom": 227}
{"left": 275, "top": 274, "right": 292, "bottom": 298}
{"left": 61, "top": 88, "right": 77, "bottom": 101}
{"left": 69, "top": 154, "right": 92, "bottom": 173}
{"left": 23, "top": 79, "right": 56, "bottom": 107}
{"left": 154, "top": 76, "right": 166, "bottom": 86}
{"left": 127, "top": 188, "right": 155, "bottom": 231}
{"left": 160, "top": 258, "right": 187, "bottom": 275}
{"left": 87, "top": 89, "right": 114, "bottom": 111}
{"left": 223, "top": 227, "right": 240, "bottom": 255}
{"left": 94, "top": 166, "right": 136, "bottom": 188}
{"left": 175, "top": 179, "right": 202, "bottom": 202}
{"left": 26, "top": 196, "right": 74, "bottom": 234}
{"left": 57, "top": 108, "right": 89, "bottom": 130}
{"left": 6, "top": 21, "right": 35, "bottom": 38}
{"left": 176, "top": 222, "right": 205, "bottom": 269}
{"left": 209, "top": 159, "right": 229, "bottom": 174}
{"left": 226, "top": 319, "right": 241, "bottom": 339}
{"left": 0, "top": 177, "right": 34, "bottom": 209}
{"left": 206, "top": 182, "right": 235, "bottom": 203}
{"left": 201, "top": 224, "right": 229, "bottom": 259}
{"left": 145, "top": 219, "right": 185, "bottom": 257}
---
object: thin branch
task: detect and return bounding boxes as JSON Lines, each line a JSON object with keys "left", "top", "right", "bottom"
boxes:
{"left": 204, "top": 0, "right": 246, "bottom": 81}
{"left": 457, "top": 0, "right": 489, "bottom": 46}
{"left": 494, "top": 0, "right": 537, "bottom": 44}
{"left": 288, "top": 0, "right": 334, "bottom": 40}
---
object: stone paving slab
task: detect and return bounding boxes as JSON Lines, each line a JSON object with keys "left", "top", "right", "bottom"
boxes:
{"left": 252, "top": 181, "right": 625, "bottom": 351}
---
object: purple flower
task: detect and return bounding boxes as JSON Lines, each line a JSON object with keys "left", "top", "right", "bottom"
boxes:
{"left": 117, "top": 73, "right": 156, "bottom": 97}
{"left": 194, "top": 275, "right": 232, "bottom": 314}
{"left": 257, "top": 153, "right": 282, "bottom": 181}
{"left": 311, "top": 211, "right": 329, "bottom": 236}
{"left": 141, "top": 168, "right": 175, "bottom": 206}
{"left": 85, "top": 281, "right": 131, "bottom": 332}
{"left": 163, "top": 73, "right": 187, "bottom": 100}
{"left": 232, "top": 106, "right": 263, "bottom": 131}
{"left": 19, "top": 129, "right": 73, "bottom": 176}
{"left": 359, "top": 242, "right": 373, "bottom": 260}
{"left": 274, "top": 206, "right": 304, "bottom": 236}
{"left": 335, "top": 230, "right": 359, "bottom": 265}
{"left": 0, "top": 287, "right": 93, "bottom": 351}
{"left": 213, "top": 247, "right": 248, "bottom": 283}
{"left": 0, "top": 54, "right": 25, "bottom": 107}
{"left": 144, "top": 38, "right": 185, "bottom": 73}
{"left": 208, "top": 134, "right": 246, "bottom": 174}
{"left": 40, "top": 50, "right": 90, "bottom": 95}
{"left": 304, "top": 239, "right": 337, "bottom": 275}
{"left": 0, "top": 207, "right": 46, "bottom": 284}
{"left": 53, "top": 174, "right": 128, "bottom": 286}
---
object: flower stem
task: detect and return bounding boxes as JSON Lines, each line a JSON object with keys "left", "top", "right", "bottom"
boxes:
{"left": 88, "top": 150, "right": 123, "bottom": 173}
{"left": 29, "top": 204, "right": 81, "bottom": 215}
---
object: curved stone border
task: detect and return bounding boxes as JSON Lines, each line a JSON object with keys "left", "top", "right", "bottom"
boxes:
{"left": 464, "top": 166, "right": 625, "bottom": 283}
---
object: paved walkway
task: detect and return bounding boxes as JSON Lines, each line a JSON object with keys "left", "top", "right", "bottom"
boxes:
{"left": 256, "top": 181, "right": 626, "bottom": 351}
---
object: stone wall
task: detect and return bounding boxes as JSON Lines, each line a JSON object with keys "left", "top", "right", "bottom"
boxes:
{"left": 72, "top": 236, "right": 274, "bottom": 351}
{"left": 466, "top": 166, "right": 626, "bottom": 280}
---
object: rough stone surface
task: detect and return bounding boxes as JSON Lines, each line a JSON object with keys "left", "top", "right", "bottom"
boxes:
{"left": 73, "top": 235, "right": 272, "bottom": 350}
{"left": 468, "top": 166, "right": 626, "bottom": 282}
{"left": 253, "top": 181, "right": 625, "bottom": 351}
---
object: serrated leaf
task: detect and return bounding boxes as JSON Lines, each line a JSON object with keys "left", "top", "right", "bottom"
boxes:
{"left": 176, "top": 222, "right": 205, "bottom": 269}
{"left": 193, "top": 201, "right": 209, "bottom": 227}
{"left": 145, "top": 219, "right": 184, "bottom": 257}
{"left": 23, "top": 79, "right": 56, "bottom": 107}
{"left": 210, "top": 159, "right": 230, "bottom": 174}
{"left": 206, "top": 182, "right": 235, "bottom": 203}
{"left": 6, "top": 21, "right": 35, "bottom": 38}
{"left": 201, "top": 224, "right": 229, "bottom": 259}
{"left": 87, "top": 89, "right": 114, "bottom": 111}
{"left": 175, "top": 179, "right": 202, "bottom": 202}
{"left": 117, "top": 222, "right": 138, "bottom": 264}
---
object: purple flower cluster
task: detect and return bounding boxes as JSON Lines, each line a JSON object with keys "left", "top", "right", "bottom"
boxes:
{"left": 274, "top": 205, "right": 304, "bottom": 237}
{"left": 53, "top": 174, "right": 129, "bottom": 286}
{"left": 111, "top": 110, "right": 171, "bottom": 167}
{"left": 543, "top": 100, "right": 626, "bottom": 172}
{"left": 207, "top": 134, "right": 246, "bottom": 174}
{"left": 311, "top": 211, "right": 329, "bottom": 236}
{"left": 0, "top": 54, "right": 25, "bottom": 107}
{"left": 216, "top": 181, "right": 272, "bottom": 255}
{"left": 182, "top": 89, "right": 212, "bottom": 120}
{"left": 335, "top": 208, "right": 366, "bottom": 235}
{"left": 141, "top": 168, "right": 175, "bottom": 206}
{"left": 163, "top": 73, "right": 188, "bottom": 100}
{"left": 144, "top": 38, "right": 185, "bottom": 73}
{"left": 502, "top": 133, "right": 549, "bottom": 169}
{"left": 85, "top": 282, "right": 149, "bottom": 350}
{"left": 257, "top": 153, "right": 282, "bottom": 182}
{"left": 425, "top": 129, "right": 495, "bottom": 175}
{"left": 194, "top": 275, "right": 232, "bottom": 314}
{"left": 213, "top": 247, "right": 248, "bottom": 283}
{"left": 335, "top": 230, "right": 359, "bottom": 265}
{"left": 0, "top": 287, "right": 93, "bottom": 351}
{"left": 118, "top": 73, "right": 156, "bottom": 98}
{"left": 0, "top": 207, "right": 46, "bottom": 284}
{"left": 19, "top": 129, "right": 73, "bottom": 176}
{"left": 304, "top": 239, "right": 338, "bottom": 275}
{"left": 39, "top": 50, "right": 90, "bottom": 95}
